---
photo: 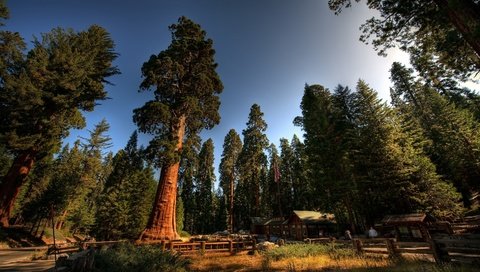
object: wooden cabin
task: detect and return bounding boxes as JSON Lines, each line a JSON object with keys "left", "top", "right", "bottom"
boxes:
{"left": 285, "top": 210, "right": 336, "bottom": 240}
{"left": 252, "top": 211, "right": 336, "bottom": 240}
{"left": 250, "top": 217, "right": 268, "bottom": 235}
{"left": 380, "top": 213, "right": 453, "bottom": 242}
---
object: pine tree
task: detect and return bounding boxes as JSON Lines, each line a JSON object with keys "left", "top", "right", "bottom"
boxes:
{"left": 219, "top": 129, "right": 242, "bottom": 233}
{"left": 268, "top": 143, "right": 283, "bottom": 217}
{"left": 237, "top": 104, "right": 269, "bottom": 229}
{"left": 0, "top": 1, "right": 119, "bottom": 225}
{"left": 179, "top": 135, "right": 200, "bottom": 234}
{"left": 68, "top": 119, "right": 112, "bottom": 233}
{"left": 195, "top": 139, "right": 216, "bottom": 234}
{"left": 94, "top": 131, "right": 156, "bottom": 240}
{"left": 390, "top": 62, "right": 480, "bottom": 207}
{"left": 133, "top": 17, "right": 223, "bottom": 240}
{"left": 290, "top": 135, "right": 309, "bottom": 210}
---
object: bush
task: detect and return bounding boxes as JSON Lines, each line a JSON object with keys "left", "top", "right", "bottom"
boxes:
{"left": 178, "top": 230, "right": 191, "bottom": 238}
{"left": 94, "top": 242, "right": 190, "bottom": 272}
{"left": 262, "top": 243, "right": 356, "bottom": 261}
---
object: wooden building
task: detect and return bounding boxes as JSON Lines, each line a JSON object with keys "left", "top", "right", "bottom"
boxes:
{"left": 380, "top": 213, "right": 453, "bottom": 242}
{"left": 262, "top": 211, "right": 336, "bottom": 240}
{"left": 286, "top": 210, "right": 336, "bottom": 240}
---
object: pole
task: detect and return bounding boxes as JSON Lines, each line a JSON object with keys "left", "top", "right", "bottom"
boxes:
{"left": 50, "top": 204, "right": 57, "bottom": 272}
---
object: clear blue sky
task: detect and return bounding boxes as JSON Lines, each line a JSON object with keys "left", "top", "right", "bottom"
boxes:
{"left": 7, "top": 0, "right": 408, "bottom": 182}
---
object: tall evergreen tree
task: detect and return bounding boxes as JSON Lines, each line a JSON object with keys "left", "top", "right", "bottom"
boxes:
{"left": 95, "top": 131, "right": 156, "bottom": 240}
{"left": 237, "top": 104, "right": 269, "bottom": 229}
{"left": 294, "top": 84, "right": 337, "bottom": 211}
{"left": 68, "top": 119, "right": 112, "bottom": 233}
{"left": 133, "top": 16, "right": 223, "bottom": 240}
{"left": 290, "top": 135, "right": 309, "bottom": 210}
{"left": 267, "top": 144, "right": 283, "bottom": 217}
{"left": 195, "top": 139, "right": 216, "bottom": 234}
{"left": 179, "top": 135, "right": 201, "bottom": 234}
{"left": 0, "top": 1, "right": 119, "bottom": 225}
{"left": 390, "top": 62, "right": 480, "bottom": 206}
{"left": 219, "top": 129, "right": 242, "bottom": 233}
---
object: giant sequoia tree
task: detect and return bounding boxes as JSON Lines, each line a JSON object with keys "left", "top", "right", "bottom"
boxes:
{"left": 0, "top": 2, "right": 119, "bottom": 225}
{"left": 134, "top": 17, "right": 223, "bottom": 240}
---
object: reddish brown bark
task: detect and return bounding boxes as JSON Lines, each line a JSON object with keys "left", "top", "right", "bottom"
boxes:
{"left": 139, "top": 116, "right": 186, "bottom": 241}
{"left": 0, "top": 150, "right": 36, "bottom": 226}
{"left": 434, "top": 0, "right": 480, "bottom": 60}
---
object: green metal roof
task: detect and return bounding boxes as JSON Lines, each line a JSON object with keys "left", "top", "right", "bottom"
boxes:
{"left": 293, "top": 210, "right": 336, "bottom": 224}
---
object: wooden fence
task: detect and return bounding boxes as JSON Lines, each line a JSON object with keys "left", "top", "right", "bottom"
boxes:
{"left": 47, "top": 235, "right": 479, "bottom": 269}
{"left": 136, "top": 239, "right": 256, "bottom": 254}
{"left": 308, "top": 236, "right": 480, "bottom": 265}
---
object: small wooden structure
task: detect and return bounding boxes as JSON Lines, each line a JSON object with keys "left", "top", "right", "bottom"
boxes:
{"left": 285, "top": 210, "right": 336, "bottom": 240}
{"left": 254, "top": 211, "right": 336, "bottom": 240}
{"left": 250, "top": 217, "right": 268, "bottom": 235}
{"left": 380, "top": 213, "right": 452, "bottom": 242}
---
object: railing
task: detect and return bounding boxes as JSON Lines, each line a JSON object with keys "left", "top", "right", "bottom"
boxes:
{"left": 136, "top": 239, "right": 255, "bottom": 254}
{"left": 47, "top": 235, "right": 480, "bottom": 266}
{"left": 307, "top": 236, "right": 480, "bottom": 265}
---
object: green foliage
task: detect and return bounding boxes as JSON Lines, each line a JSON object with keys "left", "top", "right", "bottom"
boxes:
{"left": 195, "top": 139, "right": 216, "bottom": 234}
{"left": 329, "top": 0, "right": 480, "bottom": 82}
{"left": 295, "top": 78, "right": 464, "bottom": 228}
{"left": 94, "top": 131, "right": 156, "bottom": 240}
{"left": 133, "top": 16, "right": 223, "bottom": 167}
{"left": 0, "top": 23, "right": 119, "bottom": 158}
{"left": 179, "top": 135, "right": 200, "bottom": 234}
{"left": 390, "top": 62, "right": 480, "bottom": 207}
{"left": 0, "top": 144, "right": 12, "bottom": 178}
{"left": 236, "top": 104, "right": 269, "bottom": 228}
{"left": 219, "top": 129, "right": 242, "bottom": 231}
{"left": 176, "top": 193, "right": 184, "bottom": 233}
{"left": 94, "top": 243, "right": 189, "bottom": 272}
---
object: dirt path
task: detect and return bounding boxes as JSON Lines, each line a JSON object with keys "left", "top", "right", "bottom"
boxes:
{"left": 0, "top": 249, "right": 55, "bottom": 272}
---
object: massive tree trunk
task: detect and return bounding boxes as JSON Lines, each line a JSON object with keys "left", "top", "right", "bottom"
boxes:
{"left": 140, "top": 116, "right": 186, "bottom": 241}
{"left": 434, "top": 0, "right": 480, "bottom": 60}
{"left": 0, "top": 150, "right": 36, "bottom": 226}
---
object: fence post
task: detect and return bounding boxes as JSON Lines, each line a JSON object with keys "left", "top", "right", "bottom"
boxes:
{"left": 169, "top": 241, "right": 175, "bottom": 251}
{"left": 201, "top": 241, "right": 206, "bottom": 252}
{"left": 429, "top": 238, "right": 450, "bottom": 264}
{"left": 229, "top": 240, "right": 234, "bottom": 253}
{"left": 352, "top": 239, "right": 363, "bottom": 254}
{"left": 252, "top": 239, "right": 257, "bottom": 251}
{"left": 385, "top": 238, "right": 399, "bottom": 258}
{"left": 161, "top": 241, "right": 166, "bottom": 251}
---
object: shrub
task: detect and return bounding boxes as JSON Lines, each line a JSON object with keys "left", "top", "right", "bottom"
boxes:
{"left": 94, "top": 242, "right": 190, "bottom": 272}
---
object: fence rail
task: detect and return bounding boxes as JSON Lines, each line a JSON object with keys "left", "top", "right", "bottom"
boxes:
{"left": 47, "top": 235, "right": 479, "bottom": 266}
{"left": 308, "top": 236, "right": 480, "bottom": 265}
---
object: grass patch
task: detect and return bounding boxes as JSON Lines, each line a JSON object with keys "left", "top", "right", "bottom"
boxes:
{"left": 186, "top": 246, "right": 478, "bottom": 272}
{"left": 262, "top": 243, "right": 356, "bottom": 261}
{"left": 94, "top": 242, "right": 190, "bottom": 272}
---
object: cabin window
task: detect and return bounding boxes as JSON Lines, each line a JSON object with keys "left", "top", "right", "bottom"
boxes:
{"left": 411, "top": 227, "right": 422, "bottom": 238}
